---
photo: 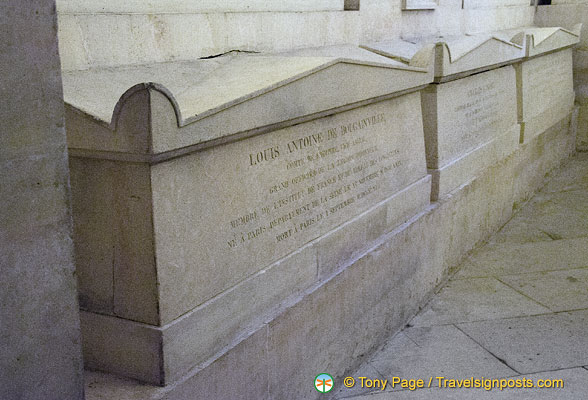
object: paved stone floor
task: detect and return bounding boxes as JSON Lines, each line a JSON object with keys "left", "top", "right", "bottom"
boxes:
{"left": 334, "top": 152, "right": 588, "bottom": 400}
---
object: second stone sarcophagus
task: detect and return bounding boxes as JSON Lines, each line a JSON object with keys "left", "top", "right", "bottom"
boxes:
{"left": 363, "top": 34, "right": 523, "bottom": 200}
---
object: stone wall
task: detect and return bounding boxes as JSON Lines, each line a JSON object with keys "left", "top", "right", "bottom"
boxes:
{"left": 0, "top": 1, "right": 84, "bottom": 399}
{"left": 56, "top": 0, "right": 535, "bottom": 70}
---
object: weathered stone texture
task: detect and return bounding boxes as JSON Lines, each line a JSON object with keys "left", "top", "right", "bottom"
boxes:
{"left": 0, "top": 1, "right": 84, "bottom": 399}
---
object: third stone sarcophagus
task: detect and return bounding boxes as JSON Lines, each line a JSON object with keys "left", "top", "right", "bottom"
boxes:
{"left": 63, "top": 47, "right": 434, "bottom": 385}
{"left": 500, "top": 25, "right": 581, "bottom": 143}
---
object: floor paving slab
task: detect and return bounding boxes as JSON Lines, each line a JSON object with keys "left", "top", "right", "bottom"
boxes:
{"left": 409, "top": 278, "right": 549, "bottom": 327}
{"left": 492, "top": 190, "right": 588, "bottom": 244}
{"left": 365, "top": 325, "right": 516, "bottom": 391}
{"left": 498, "top": 268, "right": 588, "bottom": 312}
{"left": 454, "top": 237, "right": 588, "bottom": 279}
{"left": 542, "top": 153, "right": 588, "bottom": 193}
{"left": 338, "top": 368, "right": 588, "bottom": 400}
{"left": 334, "top": 363, "right": 389, "bottom": 399}
{"left": 457, "top": 310, "right": 588, "bottom": 374}
{"left": 85, "top": 371, "right": 163, "bottom": 400}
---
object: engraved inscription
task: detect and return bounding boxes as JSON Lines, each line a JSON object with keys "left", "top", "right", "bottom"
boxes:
{"left": 453, "top": 81, "right": 500, "bottom": 148}
{"left": 523, "top": 51, "right": 573, "bottom": 118}
{"left": 225, "top": 113, "right": 405, "bottom": 248}
{"left": 151, "top": 95, "right": 427, "bottom": 316}
{"left": 436, "top": 67, "right": 517, "bottom": 165}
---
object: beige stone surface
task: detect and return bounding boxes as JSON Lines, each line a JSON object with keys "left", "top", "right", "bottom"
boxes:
{"left": 151, "top": 95, "right": 429, "bottom": 323}
{"left": 265, "top": 217, "right": 436, "bottom": 400}
{"left": 317, "top": 176, "right": 431, "bottom": 280}
{"left": 509, "top": 24, "right": 582, "bottom": 57}
{"left": 464, "top": 0, "right": 530, "bottom": 8}
{"left": 83, "top": 98, "right": 576, "bottom": 399}
{"left": 535, "top": 4, "right": 588, "bottom": 49}
{"left": 334, "top": 151, "right": 588, "bottom": 400}
{"left": 80, "top": 243, "right": 315, "bottom": 385}
{"left": 459, "top": 310, "right": 588, "bottom": 374}
{"left": 421, "top": 65, "right": 519, "bottom": 199}
{"left": 80, "top": 312, "right": 163, "bottom": 385}
{"left": 57, "top": 0, "right": 345, "bottom": 13}
{"left": 63, "top": 54, "right": 432, "bottom": 155}
{"left": 516, "top": 49, "right": 575, "bottom": 143}
{"left": 362, "top": 34, "right": 523, "bottom": 79}
{"left": 410, "top": 278, "right": 549, "bottom": 327}
{"left": 402, "top": 0, "right": 437, "bottom": 11}
{"left": 84, "top": 328, "right": 269, "bottom": 400}
{"left": 64, "top": 37, "right": 436, "bottom": 386}
{"left": 500, "top": 268, "right": 588, "bottom": 312}
{"left": 360, "top": 39, "right": 423, "bottom": 64}
{"left": 429, "top": 126, "right": 520, "bottom": 200}
{"left": 80, "top": 199, "right": 310, "bottom": 385}
{"left": 56, "top": 1, "right": 535, "bottom": 71}
{"left": 261, "top": 129, "right": 575, "bottom": 398}
{"left": 161, "top": 243, "right": 317, "bottom": 382}
{"left": 62, "top": 57, "right": 340, "bottom": 125}
{"left": 424, "top": 67, "right": 518, "bottom": 167}
{"left": 433, "top": 34, "right": 523, "bottom": 78}
{"left": 575, "top": 103, "right": 588, "bottom": 151}
{"left": 518, "top": 49, "right": 574, "bottom": 121}
{"left": 493, "top": 189, "right": 588, "bottom": 243}
{"left": 75, "top": 93, "right": 431, "bottom": 384}
{"left": 70, "top": 158, "right": 159, "bottom": 325}
{"left": 513, "top": 112, "right": 576, "bottom": 203}
{"left": 161, "top": 329, "right": 270, "bottom": 400}
{"left": 534, "top": 5, "right": 587, "bottom": 151}
{"left": 0, "top": 1, "right": 84, "bottom": 399}
{"left": 58, "top": 4, "right": 578, "bottom": 394}
{"left": 369, "top": 325, "right": 516, "bottom": 387}
{"left": 279, "top": 44, "right": 410, "bottom": 66}
{"left": 519, "top": 91, "right": 576, "bottom": 143}
{"left": 542, "top": 152, "right": 588, "bottom": 192}
{"left": 456, "top": 237, "right": 588, "bottom": 278}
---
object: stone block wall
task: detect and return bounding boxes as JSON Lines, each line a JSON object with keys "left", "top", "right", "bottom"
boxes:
{"left": 56, "top": 0, "right": 535, "bottom": 70}
{"left": 0, "top": 1, "right": 84, "bottom": 399}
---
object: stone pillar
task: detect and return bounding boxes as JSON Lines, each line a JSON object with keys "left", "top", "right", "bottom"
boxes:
{"left": 0, "top": 1, "right": 85, "bottom": 399}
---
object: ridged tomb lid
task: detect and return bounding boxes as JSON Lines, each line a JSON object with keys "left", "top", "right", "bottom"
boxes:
{"left": 361, "top": 33, "right": 524, "bottom": 81}
{"left": 62, "top": 45, "right": 434, "bottom": 156}
{"left": 495, "top": 24, "right": 582, "bottom": 58}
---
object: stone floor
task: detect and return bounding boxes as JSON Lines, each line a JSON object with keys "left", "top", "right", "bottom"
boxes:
{"left": 334, "top": 152, "right": 588, "bottom": 400}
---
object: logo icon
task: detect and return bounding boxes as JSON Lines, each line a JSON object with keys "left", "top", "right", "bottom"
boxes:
{"left": 315, "top": 373, "right": 334, "bottom": 393}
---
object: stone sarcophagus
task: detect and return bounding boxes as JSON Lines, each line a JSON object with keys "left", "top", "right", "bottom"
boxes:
{"left": 498, "top": 25, "right": 581, "bottom": 143}
{"left": 63, "top": 46, "right": 434, "bottom": 385}
{"left": 362, "top": 34, "right": 522, "bottom": 200}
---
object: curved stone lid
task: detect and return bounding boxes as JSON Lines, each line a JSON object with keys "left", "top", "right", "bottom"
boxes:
{"left": 63, "top": 46, "right": 434, "bottom": 155}
{"left": 496, "top": 24, "right": 582, "bottom": 58}
{"left": 275, "top": 45, "right": 410, "bottom": 66}
{"left": 64, "top": 55, "right": 325, "bottom": 127}
{"left": 361, "top": 33, "right": 523, "bottom": 80}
